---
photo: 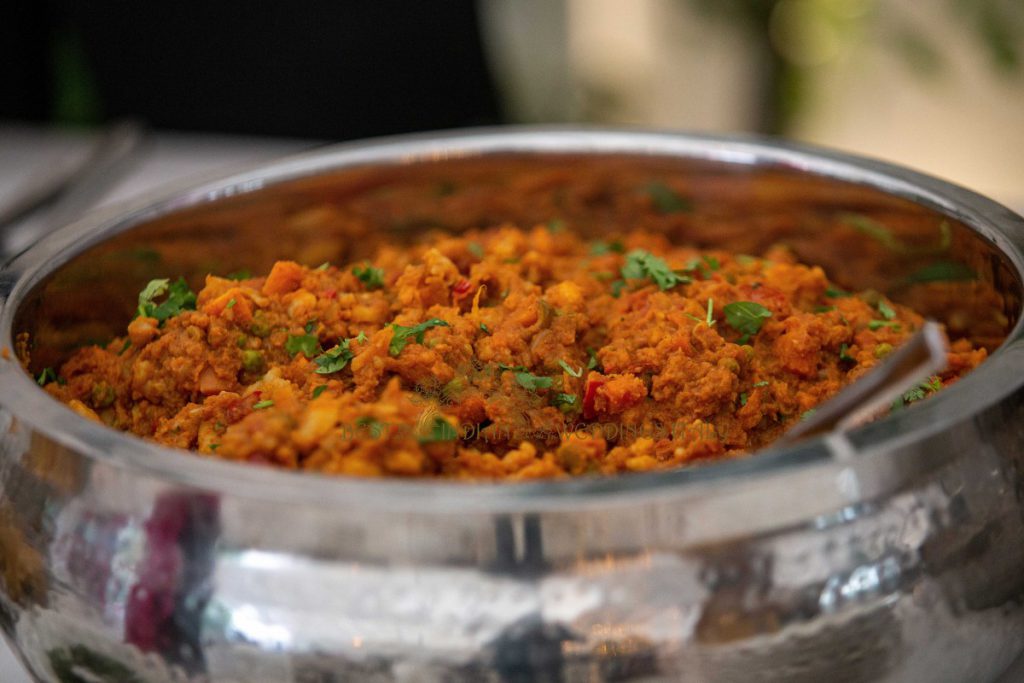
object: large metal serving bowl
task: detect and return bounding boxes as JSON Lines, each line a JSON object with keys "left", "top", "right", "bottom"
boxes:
{"left": 2, "top": 129, "right": 1024, "bottom": 682}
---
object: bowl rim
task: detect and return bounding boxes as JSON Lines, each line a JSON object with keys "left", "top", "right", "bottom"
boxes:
{"left": 3, "top": 125, "right": 1024, "bottom": 513}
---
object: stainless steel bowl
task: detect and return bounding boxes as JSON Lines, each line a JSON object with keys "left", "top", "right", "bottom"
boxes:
{"left": 3, "top": 128, "right": 1024, "bottom": 682}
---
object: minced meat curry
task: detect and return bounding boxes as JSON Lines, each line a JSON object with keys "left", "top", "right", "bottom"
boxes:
{"left": 40, "top": 224, "right": 985, "bottom": 480}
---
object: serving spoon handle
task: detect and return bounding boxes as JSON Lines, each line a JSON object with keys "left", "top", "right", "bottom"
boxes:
{"left": 776, "top": 321, "right": 948, "bottom": 447}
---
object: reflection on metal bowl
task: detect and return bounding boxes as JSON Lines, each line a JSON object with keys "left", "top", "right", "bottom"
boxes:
{"left": 2, "top": 128, "right": 1024, "bottom": 682}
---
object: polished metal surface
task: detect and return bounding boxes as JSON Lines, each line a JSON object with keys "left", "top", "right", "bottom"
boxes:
{"left": 2, "top": 128, "right": 1024, "bottom": 681}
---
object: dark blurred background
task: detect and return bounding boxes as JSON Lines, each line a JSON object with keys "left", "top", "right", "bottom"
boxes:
{"left": 0, "top": 2, "right": 503, "bottom": 139}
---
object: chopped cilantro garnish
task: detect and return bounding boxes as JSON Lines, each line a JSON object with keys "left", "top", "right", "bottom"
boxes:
{"left": 753, "top": 380, "right": 769, "bottom": 388}
{"left": 702, "top": 255, "right": 720, "bottom": 272}
{"left": 389, "top": 318, "right": 450, "bottom": 356}
{"left": 514, "top": 371, "right": 554, "bottom": 391}
{"left": 36, "top": 367, "right": 58, "bottom": 386}
{"left": 685, "top": 298, "right": 716, "bottom": 327}
{"left": 813, "top": 305, "right": 836, "bottom": 313}
{"left": 467, "top": 242, "right": 485, "bottom": 258}
{"left": 892, "top": 376, "right": 943, "bottom": 410}
{"left": 590, "top": 240, "right": 626, "bottom": 256}
{"left": 352, "top": 263, "right": 385, "bottom": 290}
{"left": 877, "top": 300, "right": 896, "bottom": 320}
{"left": 903, "top": 261, "right": 976, "bottom": 284}
{"left": 587, "top": 348, "right": 602, "bottom": 372}
{"left": 316, "top": 262, "right": 330, "bottom": 271}
{"left": 839, "top": 343, "right": 856, "bottom": 362}
{"left": 547, "top": 219, "right": 565, "bottom": 233}
{"left": 419, "top": 416, "right": 457, "bottom": 443}
{"left": 738, "top": 392, "right": 749, "bottom": 407}
{"left": 285, "top": 332, "right": 321, "bottom": 358}
{"left": 841, "top": 214, "right": 951, "bottom": 256}
{"left": 312, "top": 385, "right": 328, "bottom": 399}
{"left": 355, "top": 331, "right": 368, "bottom": 343}
{"left": 621, "top": 249, "right": 691, "bottom": 291}
{"left": 645, "top": 182, "right": 692, "bottom": 214}
{"left": 552, "top": 393, "right": 578, "bottom": 412}
{"left": 558, "top": 359, "right": 583, "bottom": 378}
{"left": 226, "top": 269, "right": 252, "bottom": 280}
{"left": 723, "top": 301, "right": 772, "bottom": 342}
{"left": 226, "top": 298, "right": 237, "bottom": 309}
{"left": 136, "top": 277, "right": 197, "bottom": 323}
{"left": 479, "top": 323, "right": 491, "bottom": 334}
{"left": 253, "top": 399, "right": 274, "bottom": 410}
{"left": 610, "top": 279, "right": 627, "bottom": 297}
{"left": 118, "top": 339, "right": 132, "bottom": 356}
{"left": 801, "top": 409, "right": 817, "bottom": 421}
{"left": 868, "top": 320, "right": 901, "bottom": 331}
{"left": 314, "top": 339, "right": 355, "bottom": 374}
{"left": 825, "top": 285, "right": 851, "bottom": 298}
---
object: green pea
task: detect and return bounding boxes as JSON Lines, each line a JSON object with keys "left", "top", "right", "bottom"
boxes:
{"left": 241, "top": 350, "right": 265, "bottom": 372}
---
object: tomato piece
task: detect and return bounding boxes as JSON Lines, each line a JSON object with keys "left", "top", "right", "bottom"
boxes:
{"left": 582, "top": 376, "right": 606, "bottom": 420}
{"left": 452, "top": 279, "right": 473, "bottom": 298}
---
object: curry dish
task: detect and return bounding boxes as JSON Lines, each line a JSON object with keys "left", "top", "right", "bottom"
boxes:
{"left": 40, "top": 222, "right": 985, "bottom": 480}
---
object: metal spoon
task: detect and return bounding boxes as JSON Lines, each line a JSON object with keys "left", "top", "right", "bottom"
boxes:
{"left": 0, "top": 120, "right": 145, "bottom": 262}
{"left": 775, "top": 321, "right": 948, "bottom": 447}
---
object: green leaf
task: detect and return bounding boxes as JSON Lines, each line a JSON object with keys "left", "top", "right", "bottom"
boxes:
{"left": 825, "top": 284, "right": 851, "bottom": 298}
{"left": 136, "top": 277, "right": 197, "bottom": 323}
{"left": 868, "top": 320, "right": 901, "bottom": 331}
{"left": 590, "top": 239, "right": 625, "bottom": 256}
{"left": 610, "top": 279, "right": 627, "bottom": 298}
{"left": 645, "top": 182, "right": 692, "bottom": 214}
{"left": 558, "top": 359, "right": 582, "bottom": 378}
{"left": 552, "top": 392, "right": 578, "bottom": 412}
{"left": 314, "top": 339, "right": 355, "bottom": 374}
{"left": 877, "top": 300, "right": 896, "bottom": 320}
{"left": 621, "top": 249, "right": 691, "bottom": 291}
{"left": 37, "top": 367, "right": 58, "bottom": 386}
{"left": 312, "top": 385, "right": 328, "bottom": 399}
{"left": 738, "top": 392, "right": 748, "bottom": 407}
{"left": 419, "top": 416, "right": 457, "bottom": 443}
{"left": 514, "top": 371, "right": 554, "bottom": 391}
{"left": 389, "top": 318, "right": 450, "bottom": 356}
{"left": 841, "top": 214, "right": 951, "bottom": 256}
{"left": 839, "top": 343, "right": 855, "bottom": 362}
{"left": 352, "top": 263, "right": 385, "bottom": 290}
{"left": 723, "top": 301, "right": 772, "bottom": 339}
{"left": 285, "top": 332, "right": 321, "bottom": 358}
{"left": 587, "top": 348, "right": 602, "bottom": 372}
{"left": 892, "top": 375, "right": 943, "bottom": 410}
{"left": 253, "top": 399, "right": 274, "bottom": 409}
{"left": 903, "top": 261, "right": 976, "bottom": 285}
{"left": 479, "top": 322, "right": 491, "bottom": 334}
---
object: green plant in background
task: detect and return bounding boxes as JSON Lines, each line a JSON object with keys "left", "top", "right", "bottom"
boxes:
{"left": 686, "top": 0, "right": 1024, "bottom": 135}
